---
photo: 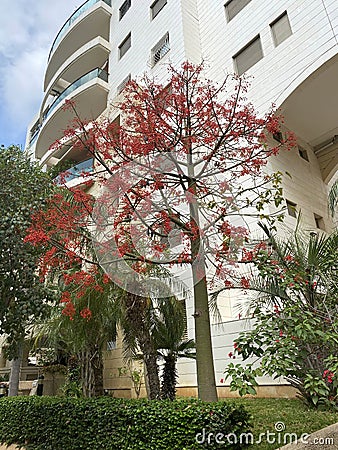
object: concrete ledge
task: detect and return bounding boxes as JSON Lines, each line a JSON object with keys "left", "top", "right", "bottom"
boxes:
{"left": 175, "top": 385, "right": 298, "bottom": 399}
{"left": 0, "top": 445, "right": 20, "bottom": 450}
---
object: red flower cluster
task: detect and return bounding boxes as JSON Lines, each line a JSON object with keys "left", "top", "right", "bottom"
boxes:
{"left": 102, "top": 273, "right": 111, "bottom": 284}
{"left": 233, "top": 342, "right": 241, "bottom": 353}
{"left": 60, "top": 291, "right": 72, "bottom": 303}
{"left": 241, "top": 248, "right": 254, "bottom": 262}
{"left": 80, "top": 307, "right": 92, "bottom": 321}
{"left": 240, "top": 277, "right": 250, "bottom": 289}
{"left": 323, "top": 370, "right": 334, "bottom": 384}
{"left": 62, "top": 302, "right": 76, "bottom": 321}
{"left": 273, "top": 304, "right": 280, "bottom": 315}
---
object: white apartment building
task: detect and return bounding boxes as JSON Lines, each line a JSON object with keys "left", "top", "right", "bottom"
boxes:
{"left": 24, "top": 0, "right": 338, "bottom": 397}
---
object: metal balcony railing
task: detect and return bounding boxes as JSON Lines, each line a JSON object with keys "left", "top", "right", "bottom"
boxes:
{"left": 48, "top": 0, "right": 112, "bottom": 61}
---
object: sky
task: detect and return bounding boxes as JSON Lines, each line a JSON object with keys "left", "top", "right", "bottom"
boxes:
{"left": 0, "top": 0, "right": 81, "bottom": 148}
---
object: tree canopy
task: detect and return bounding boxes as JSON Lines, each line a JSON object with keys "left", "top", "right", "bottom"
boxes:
{"left": 0, "top": 145, "right": 53, "bottom": 358}
{"left": 27, "top": 62, "right": 295, "bottom": 401}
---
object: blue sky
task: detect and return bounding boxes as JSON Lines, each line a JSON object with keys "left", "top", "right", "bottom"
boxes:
{"left": 0, "top": 0, "right": 80, "bottom": 148}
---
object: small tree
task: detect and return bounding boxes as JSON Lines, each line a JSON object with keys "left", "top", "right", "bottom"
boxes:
{"left": 26, "top": 188, "right": 119, "bottom": 397}
{"left": 39, "top": 267, "right": 117, "bottom": 397}
{"left": 222, "top": 225, "right": 338, "bottom": 408}
{"left": 0, "top": 145, "right": 53, "bottom": 395}
{"left": 153, "top": 298, "right": 195, "bottom": 400}
{"left": 26, "top": 188, "right": 163, "bottom": 399}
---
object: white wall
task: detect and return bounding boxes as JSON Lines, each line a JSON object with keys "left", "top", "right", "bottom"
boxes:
{"left": 196, "top": 0, "right": 338, "bottom": 111}
{"left": 108, "top": 0, "right": 189, "bottom": 102}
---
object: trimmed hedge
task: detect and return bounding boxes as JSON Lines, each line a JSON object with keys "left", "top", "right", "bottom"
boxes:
{"left": 0, "top": 397, "right": 251, "bottom": 449}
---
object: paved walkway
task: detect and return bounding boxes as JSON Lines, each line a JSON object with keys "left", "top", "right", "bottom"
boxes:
{"left": 277, "top": 422, "right": 338, "bottom": 449}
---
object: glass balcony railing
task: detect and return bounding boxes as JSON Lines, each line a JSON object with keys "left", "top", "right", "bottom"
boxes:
{"left": 48, "top": 0, "right": 112, "bottom": 61}
{"left": 55, "top": 158, "right": 94, "bottom": 185}
{"left": 28, "top": 126, "right": 41, "bottom": 147}
{"left": 44, "top": 68, "right": 108, "bottom": 121}
{"left": 28, "top": 68, "right": 108, "bottom": 150}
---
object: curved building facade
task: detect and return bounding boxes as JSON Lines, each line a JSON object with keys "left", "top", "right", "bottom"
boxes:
{"left": 25, "top": 0, "right": 338, "bottom": 397}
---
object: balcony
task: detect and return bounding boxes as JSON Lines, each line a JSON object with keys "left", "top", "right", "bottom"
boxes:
{"left": 45, "top": 0, "right": 112, "bottom": 90}
{"left": 55, "top": 158, "right": 94, "bottom": 185}
{"left": 281, "top": 52, "right": 338, "bottom": 183}
{"left": 42, "top": 37, "right": 110, "bottom": 116}
{"left": 46, "top": 68, "right": 107, "bottom": 120}
{"left": 49, "top": 0, "right": 111, "bottom": 59}
{"left": 35, "top": 68, "right": 109, "bottom": 160}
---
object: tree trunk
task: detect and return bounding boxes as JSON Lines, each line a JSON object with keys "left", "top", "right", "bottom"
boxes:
{"left": 124, "top": 291, "right": 161, "bottom": 400}
{"left": 192, "top": 270, "right": 218, "bottom": 402}
{"left": 80, "top": 347, "right": 104, "bottom": 397}
{"left": 143, "top": 351, "right": 160, "bottom": 400}
{"left": 91, "top": 346, "right": 104, "bottom": 397}
{"left": 8, "top": 342, "right": 23, "bottom": 397}
{"left": 187, "top": 154, "right": 218, "bottom": 402}
{"left": 80, "top": 350, "right": 90, "bottom": 397}
{"left": 161, "top": 354, "right": 177, "bottom": 400}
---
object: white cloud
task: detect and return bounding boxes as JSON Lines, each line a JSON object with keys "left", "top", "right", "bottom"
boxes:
{"left": 0, "top": 0, "right": 80, "bottom": 146}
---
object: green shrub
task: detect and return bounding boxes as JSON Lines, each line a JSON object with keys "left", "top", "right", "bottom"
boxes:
{"left": 0, "top": 396, "right": 251, "bottom": 449}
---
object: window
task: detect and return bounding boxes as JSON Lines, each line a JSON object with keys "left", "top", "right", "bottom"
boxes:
{"left": 151, "top": 33, "right": 170, "bottom": 67}
{"left": 108, "top": 115, "right": 121, "bottom": 141}
{"left": 270, "top": 12, "right": 292, "bottom": 46}
{"left": 225, "top": 0, "right": 251, "bottom": 22}
{"left": 117, "top": 73, "right": 131, "bottom": 94}
{"left": 298, "top": 145, "right": 309, "bottom": 161}
{"left": 233, "top": 36, "right": 263, "bottom": 75}
{"left": 286, "top": 199, "right": 297, "bottom": 218}
{"left": 151, "top": 0, "right": 167, "bottom": 20}
{"left": 273, "top": 131, "right": 283, "bottom": 143}
{"left": 119, "top": 0, "right": 131, "bottom": 20}
{"left": 29, "top": 120, "right": 41, "bottom": 145}
{"left": 119, "top": 33, "right": 131, "bottom": 59}
{"left": 155, "top": 83, "right": 172, "bottom": 111}
{"left": 314, "top": 214, "right": 325, "bottom": 230}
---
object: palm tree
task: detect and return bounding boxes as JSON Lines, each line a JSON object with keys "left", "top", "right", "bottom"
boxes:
{"left": 228, "top": 222, "right": 338, "bottom": 318}
{"left": 119, "top": 292, "right": 195, "bottom": 400}
{"left": 152, "top": 298, "right": 195, "bottom": 400}
{"left": 215, "top": 223, "right": 338, "bottom": 405}
{"left": 118, "top": 289, "right": 161, "bottom": 400}
{"left": 116, "top": 276, "right": 191, "bottom": 400}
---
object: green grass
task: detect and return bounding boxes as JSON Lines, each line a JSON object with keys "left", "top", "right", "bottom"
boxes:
{"left": 231, "top": 398, "right": 337, "bottom": 449}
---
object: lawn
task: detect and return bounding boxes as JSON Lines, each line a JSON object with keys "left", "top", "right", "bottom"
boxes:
{"left": 231, "top": 398, "right": 337, "bottom": 449}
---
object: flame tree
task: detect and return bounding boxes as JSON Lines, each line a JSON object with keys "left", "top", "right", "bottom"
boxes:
{"left": 28, "top": 62, "right": 295, "bottom": 401}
